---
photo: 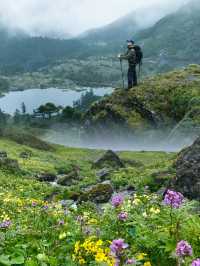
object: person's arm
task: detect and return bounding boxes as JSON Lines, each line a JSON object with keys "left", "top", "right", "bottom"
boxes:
{"left": 120, "top": 49, "right": 136, "bottom": 61}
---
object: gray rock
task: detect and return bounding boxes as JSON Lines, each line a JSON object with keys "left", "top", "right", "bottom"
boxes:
{"left": 37, "top": 173, "right": 57, "bottom": 182}
{"left": 80, "top": 183, "right": 114, "bottom": 203}
{"left": 0, "top": 158, "right": 20, "bottom": 172}
{"left": 93, "top": 150, "right": 125, "bottom": 169}
{"left": 0, "top": 151, "right": 7, "bottom": 158}
{"left": 57, "top": 170, "right": 83, "bottom": 186}
{"left": 173, "top": 137, "right": 200, "bottom": 200}
{"left": 96, "top": 168, "right": 110, "bottom": 180}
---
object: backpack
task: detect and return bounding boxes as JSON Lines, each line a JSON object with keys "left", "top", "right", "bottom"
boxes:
{"left": 134, "top": 45, "right": 143, "bottom": 65}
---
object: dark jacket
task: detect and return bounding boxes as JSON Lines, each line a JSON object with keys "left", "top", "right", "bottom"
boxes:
{"left": 120, "top": 48, "right": 136, "bottom": 67}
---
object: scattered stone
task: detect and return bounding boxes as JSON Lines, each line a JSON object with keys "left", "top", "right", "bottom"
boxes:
{"left": 93, "top": 150, "right": 125, "bottom": 169}
{"left": 0, "top": 158, "right": 20, "bottom": 172}
{"left": 57, "top": 170, "right": 83, "bottom": 186}
{"left": 19, "top": 151, "right": 32, "bottom": 159}
{"left": 96, "top": 168, "right": 110, "bottom": 180}
{"left": 37, "top": 173, "right": 57, "bottom": 182}
{"left": 0, "top": 151, "right": 7, "bottom": 158}
{"left": 79, "top": 182, "right": 114, "bottom": 203}
{"left": 172, "top": 137, "right": 200, "bottom": 200}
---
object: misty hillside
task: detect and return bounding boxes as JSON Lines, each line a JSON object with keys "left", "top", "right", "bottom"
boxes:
{"left": 137, "top": 0, "right": 200, "bottom": 73}
{"left": 0, "top": 0, "right": 200, "bottom": 79}
{"left": 83, "top": 64, "right": 200, "bottom": 148}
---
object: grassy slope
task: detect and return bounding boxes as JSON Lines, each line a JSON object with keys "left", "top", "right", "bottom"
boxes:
{"left": 85, "top": 65, "right": 200, "bottom": 132}
{"left": 0, "top": 138, "right": 175, "bottom": 200}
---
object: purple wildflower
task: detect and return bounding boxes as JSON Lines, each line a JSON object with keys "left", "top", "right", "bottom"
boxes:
{"left": 110, "top": 239, "right": 129, "bottom": 255}
{"left": 176, "top": 241, "right": 193, "bottom": 257}
{"left": 111, "top": 194, "right": 124, "bottom": 207}
{"left": 126, "top": 259, "right": 136, "bottom": 265}
{"left": 43, "top": 205, "right": 49, "bottom": 210}
{"left": 192, "top": 259, "right": 200, "bottom": 266}
{"left": 164, "top": 190, "right": 184, "bottom": 208}
{"left": 58, "top": 220, "right": 65, "bottom": 226}
{"left": 32, "top": 201, "right": 37, "bottom": 207}
{"left": 118, "top": 211, "right": 128, "bottom": 221}
{"left": 0, "top": 220, "right": 11, "bottom": 229}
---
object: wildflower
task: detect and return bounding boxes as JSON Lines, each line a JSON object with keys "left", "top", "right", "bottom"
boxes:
{"left": 149, "top": 207, "right": 160, "bottom": 214}
{"left": 192, "top": 259, "right": 200, "bottom": 266}
{"left": 164, "top": 190, "right": 184, "bottom": 208}
{"left": 176, "top": 240, "right": 193, "bottom": 257}
{"left": 144, "top": 262, "right": 152, "bottom": 266}
{"left": 111, "top": 194, "right": 124, "bottom": 207}
{"left": 43, "top": 205, "right": 49, "bottom": 210}
{"left": 136, "top": 253, "right": 147, "bottom": 260}
{"left": 110, "top": 239, "right": 128, "bottom": 255}
{"left": 59, "top": 232, "right": 67, "bottom": 240}
{"left": 118, "top": 211, "right": 128, "bottom": 221}
{"left": 126, "top": 258, "right": 136, "bottom": 264}
{"left": 0, "top": 220, "right": 11, "bottom": 229}
{"left": 58, "top": 220, "right": 65, "bottom": 226}
{"left": 32, "top": 201, "right": 37, "bottom": 207}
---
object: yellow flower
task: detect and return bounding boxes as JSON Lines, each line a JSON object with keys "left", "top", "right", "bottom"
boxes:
{"left": 59, "top": 232, "right": 67, "bottom": 240}
{"left": 137, "top": 253, "right": 147, "bottom": 260}
{"left": 149, "top": 207, "right": 160, "bottom": 214}
{"left": 144, "top": 262, "right": 152, "bottom": 266}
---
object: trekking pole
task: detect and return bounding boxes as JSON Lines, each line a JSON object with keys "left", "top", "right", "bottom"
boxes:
{"left": 120, "top": 59, "right": 125, "bottom": 89}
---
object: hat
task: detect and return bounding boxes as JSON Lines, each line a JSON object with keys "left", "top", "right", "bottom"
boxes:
{"left": 127, "top": 40, "right": 135, "bottom": 44}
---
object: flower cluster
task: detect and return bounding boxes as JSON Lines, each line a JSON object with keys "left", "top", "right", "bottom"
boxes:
{"left": 176, "top": 240, "right": 193, "bottom": 257}
{"left": 164, "top": 189, "right": 184, "bottom": 208}
{"left": 111, "top": 194, "right": 124, "bottom": 207}
{"left": 0, "top": 219, "right": 11, "bottom": 229}
{"left": 73, "top": 237, "right": 115, "bottom": 266}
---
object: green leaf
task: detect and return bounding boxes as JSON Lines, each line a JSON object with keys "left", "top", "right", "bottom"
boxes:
{"left": 0, "top": 255, "right": 11, "bottom": 266}
{"left": 10, "top": 256, "right": 25, "bottom": 265}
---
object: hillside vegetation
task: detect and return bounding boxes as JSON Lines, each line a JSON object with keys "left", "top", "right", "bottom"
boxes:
{"left": 84, "top": 65, "right": 200, "bottom": 147}
{"left": 0, "top": 134, "right": 200, "bottom": 266}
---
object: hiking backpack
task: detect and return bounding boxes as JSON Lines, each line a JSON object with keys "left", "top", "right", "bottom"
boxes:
{"left": 134, "top": 45, "right": 143, "bottom": 65}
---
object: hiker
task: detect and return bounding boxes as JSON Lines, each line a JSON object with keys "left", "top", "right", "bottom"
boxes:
{"left": 118, "top": 40, "right": 143, "bottom": 89}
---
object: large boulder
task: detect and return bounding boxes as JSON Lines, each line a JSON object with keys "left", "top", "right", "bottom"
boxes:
{"left": 57, "top": 169, "right": 83, "bottom": 186}
{"left": 79, "top": 182, "right": 114, "bottom": 203}
{"left": 93, "top": 150, "right": 125, "bottom": 169}
{"left": 173, "top": 137, "right": 200, "bottom": 200}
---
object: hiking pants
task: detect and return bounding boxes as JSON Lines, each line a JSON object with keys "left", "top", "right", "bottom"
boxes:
{"left": 128, "top": 65, "right": 137, "bottom": 89}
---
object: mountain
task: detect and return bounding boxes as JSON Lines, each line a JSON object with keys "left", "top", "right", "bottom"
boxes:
{"left": 136, "top": 0, "right": 200, "bottom": 73}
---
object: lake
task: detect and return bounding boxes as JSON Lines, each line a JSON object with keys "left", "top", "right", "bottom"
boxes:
{"left": 0, "top": 87, "right": 114, "bottom": 114}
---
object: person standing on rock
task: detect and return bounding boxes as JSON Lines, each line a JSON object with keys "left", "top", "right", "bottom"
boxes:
{"left": 118, "top": 40, "right": 143, "bottom": 90}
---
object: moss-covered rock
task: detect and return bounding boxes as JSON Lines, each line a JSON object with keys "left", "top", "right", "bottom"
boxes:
{"left": 79, "top": 183, "right": 113, "bottom": 203}
{"left": 0, "top": 158, "right": 20, "bottom": 172}
{"left": 93, "top": 150, "right": 125, "bottom": 169}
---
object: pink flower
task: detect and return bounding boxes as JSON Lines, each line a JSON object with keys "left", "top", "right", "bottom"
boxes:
{"left": 164, "top": 190, "right": 184, "bottom": 208}
{"left": 192, "top": 259, "right": 200, "bottom": 266}
{"left": 111, "top": 194, "right": 124, "bottom": 207}
{"left": 110, "top": 239, "right": 129, "bottom": 255}
{"left": 176, "top": 240, "right": 193, "bottom": 257}
{"left": 126, "top": 258, "right": 136, "bottom": 264}
{"left": 118, "top": 211, "right": 128, "bottom": 221}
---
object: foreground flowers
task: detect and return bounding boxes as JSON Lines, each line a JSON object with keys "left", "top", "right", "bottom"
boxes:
{"left": 164, "top": 189, "right": 184, "bottom": 208}
{"left": 112, "top": 194, "right": 124, "bottom": 207}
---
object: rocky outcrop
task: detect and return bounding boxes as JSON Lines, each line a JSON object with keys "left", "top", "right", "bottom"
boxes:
{"left": 93, "top": 150, "right": 125, "bottom": 169}
{"left": 173, "top": 137, "right": 200, "bottom": 200}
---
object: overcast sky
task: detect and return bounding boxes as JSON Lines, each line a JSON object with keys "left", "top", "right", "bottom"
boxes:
{"left": 0, "top": 0, "right": 190, "bottom": 38}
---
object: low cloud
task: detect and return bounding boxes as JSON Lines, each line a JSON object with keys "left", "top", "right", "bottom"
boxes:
{"left": 0, "top": 0, "right": 191, "bottom": 38}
